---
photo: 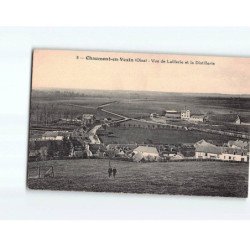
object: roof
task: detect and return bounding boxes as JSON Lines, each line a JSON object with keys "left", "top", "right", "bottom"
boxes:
{"left": 134, "top": 146, "right": 159, "bottom": 155}
{"left": 191, "top": 115, "right": 204, "bottom": 119}
{"left": 43, "top": 131, "right": 68, "bottom": 137}
{"left": 228, "top": 140, "right": 249, "bottom": 149}
{"left": 195, "top": 140, "right": 222, "bottom": 154}
{"left": 165, "top": 110, "right": 179, "bottom": 114}
{"left": 208, "top": 114, "right": 240, "bottom": 123}
{"left": 221, "top": 147, "right": 247, "bottom": 156}
{"left": 82, "top": 114, "right": 95, "bottom": 119}
{"left": 195, "top": 144, "right": 222, "bottom": 154}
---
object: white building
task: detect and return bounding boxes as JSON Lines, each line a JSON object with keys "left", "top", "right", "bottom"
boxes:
{"left": 133, "top": 146, "right": 159, "bottom": 160}
{"left": 181, "top": 109, "right": 191, "bottom": 120}
{"left": 194, "top": 139, "right": 249, "bottom": 162}
{"left": 189, "top": 115, "right": 205, "bottom": 122}
{"left": 219, "top": 147, "right": 248, "bottom": 162}
{"left": 195, "top": 140, "right": 221, "bottom": 160}
{"left": 82, "top": 114, "right": 95, "bottom": 125}
{"left": 42, "top": 131, "right": 69, "bottom": 141}
{"left": 227, "top": 139, "right": 249, "bottom": 150}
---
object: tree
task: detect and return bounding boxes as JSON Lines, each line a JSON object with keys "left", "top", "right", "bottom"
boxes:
{"left": 39, "top": 146, "right": 48, "bottom": 161}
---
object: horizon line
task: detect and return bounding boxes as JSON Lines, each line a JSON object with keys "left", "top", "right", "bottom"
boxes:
{"left": 32, "top": 86, "right": 250, "bottom": 97}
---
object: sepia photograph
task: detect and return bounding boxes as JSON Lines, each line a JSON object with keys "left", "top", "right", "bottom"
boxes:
{"left": 27, "top": 49, "right": 250, "bottom": 197}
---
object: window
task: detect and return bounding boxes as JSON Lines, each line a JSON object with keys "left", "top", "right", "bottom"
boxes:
{"left": 229, "top": 156, "right": 231, "bottom": 160}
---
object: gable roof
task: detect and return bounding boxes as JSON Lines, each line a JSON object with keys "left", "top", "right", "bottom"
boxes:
{"left": 228, "top": 140, "right": 249, "bottom": 149}
{"left": 195, "top": 140, "right": 222, "bottom": 154}
{"left": 195, "top": 145, "right": 222, "bottom": 154}
{"left": 134, "top": 146, "right": 159, "bottom": 155}
{"left": 43, "top": 131, "right": 69, "bottom": 137}
{"left": 191, "top": 115, "right": 205, "bottom": 119}
{"left": 221, "top": 147, "right": 247, "bottom": 156}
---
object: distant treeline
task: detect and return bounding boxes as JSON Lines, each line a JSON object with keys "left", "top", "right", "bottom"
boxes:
{"left": 32, "top": 90, "right": 86, "bottom": 98}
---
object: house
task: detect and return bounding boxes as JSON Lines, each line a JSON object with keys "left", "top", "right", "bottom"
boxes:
{"left": 28, "top": 150, "right": 40, "bottom": 161}
{"left": 189, "top": 115, "right": 205, "bottom": 122}
{"left": 82, "top": 114, "right": 96, "bottom": 125}
{"left": 165, "top": 110, "right": 181, "bottom": 119}
{"left": 42, "top": 131, "right": 69, "bottom": 141}
{"left": 181, "top": 109, "right": 191, "bottom": 120}
{"left": 194, "top": 140, "right": 221, "bottom": 159}
{"left": 219, "top": 147, "right": 248, "bottom": 162}
{"left": 150, "top": 113, "right": 159, "bottom": 118}
{"left": 227, "top": 139, "right": 249, "bottom": 150}
{"left": 181, "top": 109, "right": 204, "bottom": 122}
{"left": 195, "top": 139, "right": 249, "bottom": 162}
{"left": 133, "top": 146, "right": 159, "bottom": 161}
{"left": 169, "top": 152, "right": 184, "bottom": 160}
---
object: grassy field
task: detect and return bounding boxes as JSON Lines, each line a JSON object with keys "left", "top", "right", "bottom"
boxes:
{"left": 99, "top": 127, "right": 237, "bottom": 145}
{"left": 27, "top": 159, "right": 249, "bottom": 197}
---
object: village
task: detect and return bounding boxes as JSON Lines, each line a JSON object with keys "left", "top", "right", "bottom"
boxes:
{"left": 28, "top": 105, "right": 249, "bottom": 164}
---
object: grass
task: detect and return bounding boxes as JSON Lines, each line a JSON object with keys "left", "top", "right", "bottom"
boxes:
{"left": 99, "top": 127, "right": 237, "bottom": 145}
{"left": 27, "top": 159, "right": 249, "bottom": 197}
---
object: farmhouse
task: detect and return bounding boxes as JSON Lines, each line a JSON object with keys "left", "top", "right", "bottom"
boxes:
{"left": 181, "top": 109, "right": 191, "bottom": 120}
{"left": 189, "top": 115, "right": 205, "bottom": 122}
{"left": 133, "top": 146, "right": 159, "bottom": 160}
{"left": 195, "top": 139, "right": 249, "bottom": 162}
{"left": 165, "top": 110, "right": 181, "bottom": 119}
{"left": 82, "top": 114, "right": 96, "bottom": 125}
{"left": 227, "top": 139, "right": 249, "bottom": 150}
{"left": 195, "top": 140, "right": 221, "bottom": 160}
{"left": 42, "top": 131, "right": 69, "bottom": 141}
{"left": 219, "top": 147, "right": 248, "bottom": 162}
{"left": 181, "top": 109, "right": 204, "bottom": 122}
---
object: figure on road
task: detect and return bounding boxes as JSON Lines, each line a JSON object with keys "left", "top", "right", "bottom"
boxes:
{"left": 112, "top": 167, "right": 117, "bottom": 178}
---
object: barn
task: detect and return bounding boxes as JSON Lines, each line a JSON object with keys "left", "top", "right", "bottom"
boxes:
{"left": 133, "top": 146, "right": 159, "bottom": 161}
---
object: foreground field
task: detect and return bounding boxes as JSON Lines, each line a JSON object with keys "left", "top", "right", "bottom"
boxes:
{"left": 27, "top": 159, "right": 249, "bottom": 197}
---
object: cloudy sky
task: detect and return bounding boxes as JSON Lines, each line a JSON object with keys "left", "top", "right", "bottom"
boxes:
{"left": 32, "top": 49, "right": 250, "bottom": 95}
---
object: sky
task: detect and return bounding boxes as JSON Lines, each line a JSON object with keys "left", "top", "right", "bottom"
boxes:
{"left": 32, "top": 49, "right": 250, "bottom": 95}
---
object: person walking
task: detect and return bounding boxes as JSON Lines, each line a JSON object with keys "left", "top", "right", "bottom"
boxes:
{"left": 112, "top": 167, "right": 117, "bottom": 179}
{"left": 108, "top": 166, "right": 112, "bottom": 178}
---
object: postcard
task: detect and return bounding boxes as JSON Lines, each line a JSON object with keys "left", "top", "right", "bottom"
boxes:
{"left": 27, "top": 49, "right": 249, "bottom": 197}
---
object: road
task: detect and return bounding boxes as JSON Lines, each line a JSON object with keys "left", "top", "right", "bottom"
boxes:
{"left": 88, "top": 125, "right": 102, "bottom": 144}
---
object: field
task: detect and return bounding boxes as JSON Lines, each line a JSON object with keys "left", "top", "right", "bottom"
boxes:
{"left": 99, "top": 127, "right": 237, "bottom": 145}
{"left": 27, "top": 159, "right": 249, "bottom": 197}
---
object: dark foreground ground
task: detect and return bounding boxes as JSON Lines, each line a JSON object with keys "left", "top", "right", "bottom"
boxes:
{"left": 27, "top": 159, "right": 249, "bottom": 198}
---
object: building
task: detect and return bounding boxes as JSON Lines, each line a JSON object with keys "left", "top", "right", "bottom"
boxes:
{"left": 219, "top": 147, "right": 248, "bottom": 162}
{"left": 189, "top": 115, "right": 205, "bottom": 122}
{"left": 227, "top": 139, "right": 249, "bottom": 150}
{"left": 181, "top": 109, "right": 191, "bottom": 120}
{"left": 133, "top": 146, "right": 159, "bottom": 160}
{"left": 195, "top": 140, "right": 221, "bottom": 159}
{"left": 42, "top": 131, "right": 69, "bottom": 141}
{"left": 150, "top": 113, "right": 160, "bottom": 118}
{"left": 195, "top": 139, "right": 249, "bottom": 162}
{"left": 82, "top": 114, "right": 96, "bottom": 125}
{"left": 165, "top": 110, "right": 181, "bottom": 119}
{"left": 181, "top": 109, "right": 204, "bottom": 122}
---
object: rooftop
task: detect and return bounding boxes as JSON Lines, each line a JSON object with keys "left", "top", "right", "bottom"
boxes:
{"left": 43, "top": 131, "right": 69, "bottom": 137}
{"left": 228, "top": 139, "right": 249, "bottom": 149}
{"left": 134, "top": 146, "right": 159, "bottom": 155}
